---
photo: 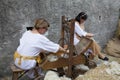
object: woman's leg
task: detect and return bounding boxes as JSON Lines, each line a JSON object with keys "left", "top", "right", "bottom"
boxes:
{"left": 90, "top": 41, "right": 106, "bottom": 59}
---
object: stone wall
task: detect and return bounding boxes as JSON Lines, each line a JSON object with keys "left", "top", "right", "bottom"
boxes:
{"left": 0, "top": 0, "right": 120, "bottom": 78}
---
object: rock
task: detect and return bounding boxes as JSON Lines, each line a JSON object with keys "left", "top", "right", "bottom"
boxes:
{"left": 75, "top": 61, "right": 120, "bottom": 80}
{"left": 105, "top": 61, "right": 120, "bottom": 75}
{"left": 44, "top": 71, "right": 60, "bottom": 80}
{"left": 104, "top": 38, "right": 120, "bottom": 58}
{"left": 44, "top": 71, "right": 71, "bottom": 80}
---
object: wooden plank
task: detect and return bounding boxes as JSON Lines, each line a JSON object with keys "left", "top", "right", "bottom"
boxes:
{"left": 11, "top": 64, "right": 23, "bottom": 72}
{"left": 41, "top": 54, "right": 86, "bottom": 70}
{"left": 71, "top": 54, "right": 86, "bottom": 65}
{"left": 41, "top": 57, "right": 69, "bottom": 70}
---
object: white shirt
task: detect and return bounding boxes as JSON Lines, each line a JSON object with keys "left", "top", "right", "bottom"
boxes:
{"left": 15, "top": 31, "right": 59, "bottom": 70}
{"left": 74, "top": 22, "right": 87, "bottom": 45}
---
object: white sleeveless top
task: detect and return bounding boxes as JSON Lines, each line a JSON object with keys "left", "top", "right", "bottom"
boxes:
{"left": 74, "top": 22, "right": 87, "bottom": 45}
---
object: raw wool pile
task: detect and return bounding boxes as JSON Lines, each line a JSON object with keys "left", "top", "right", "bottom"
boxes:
{"left": 104, "top": 13, "right": 120, "bottom": 58}
{"left": 104, "top": 38, "right": 120, "bottom": 58}
{"left": 47, "top": 53, "right": 69, "bottom": 62}
{"left": 115, "top": 16, "right": 120, "bottom": 39}
{"left": 75, "top": 61, "right": 120, "bottom": 80}
{"left": 47, "top": 54, "right": 58, "bottom": 62}
{"left": 44, "top": 71, "right": 71, "bottom": 80}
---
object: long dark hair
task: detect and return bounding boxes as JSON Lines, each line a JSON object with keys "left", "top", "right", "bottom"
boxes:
{"left": 75, "top": 12, "right": 88, "bottom": 23}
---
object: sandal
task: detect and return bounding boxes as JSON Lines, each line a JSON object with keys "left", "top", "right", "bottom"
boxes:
{"left": 98, "top": 56, "right": 109, "bottom": 61}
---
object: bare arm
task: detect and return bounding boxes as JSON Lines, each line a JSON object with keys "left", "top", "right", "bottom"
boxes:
{"left": 86, "top": 33, "right": 94, "bottom": 38}
{"left": 80, "top": 23, "right": 94, "bottom": 38}
{"left": 56, "top": 46, "right": 69, "bottom": 56}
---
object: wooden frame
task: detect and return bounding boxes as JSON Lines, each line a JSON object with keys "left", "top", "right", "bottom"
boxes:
{"left": 41, "top": 16, "right": 95, "bottom": 78}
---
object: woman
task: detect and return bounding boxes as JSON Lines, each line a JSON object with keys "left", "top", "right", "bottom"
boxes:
{"left": 74, "top": 12, "right": 109, "bottom": 61}
{"left": 14, "top": 18, "right": 68, "bottom": 78}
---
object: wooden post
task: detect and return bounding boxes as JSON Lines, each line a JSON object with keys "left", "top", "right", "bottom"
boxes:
{"left": 61, "top": 16, "right": 65, "bottom": 46}
{"left": 57, "top": 16, "right": 66, "bottom": 76}
{"left": 12, "top": 72, "right": 18, "bottom": 80}
{"left": 67, "top": 19, "right": 75, "bottom": 77}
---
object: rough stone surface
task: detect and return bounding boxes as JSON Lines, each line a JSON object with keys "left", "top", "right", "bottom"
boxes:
{"left": 75, "top": 61, "right": 120, "bottom": 80}
{"left": 0, "top": 0, "right": 120, "bottom": 79}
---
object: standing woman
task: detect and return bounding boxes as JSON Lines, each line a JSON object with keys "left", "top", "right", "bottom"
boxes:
{"left": 14, "top": 18, "right": 68, "bottom": 78}
{"left": 74, "top": 12, "right": 109, "bottom": 61}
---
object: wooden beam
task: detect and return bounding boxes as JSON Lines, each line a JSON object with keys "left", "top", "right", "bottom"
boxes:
{"left": 67, "top": 19, "right": 75, "bottom": 77}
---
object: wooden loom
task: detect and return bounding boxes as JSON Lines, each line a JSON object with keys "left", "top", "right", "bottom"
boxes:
{"left": 39, "top": 16, "right": 96, "bottom": 78}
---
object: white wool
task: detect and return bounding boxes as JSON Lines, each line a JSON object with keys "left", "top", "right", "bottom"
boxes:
{"left": 75, "top": 64, "right": 89, "bottom": 71}
{"left": 105, "top": 61, "right": 120, "bottom": 75}
{"left": 60, "top": 75, "right": 71, "bottom": 80}
{"left": 77, "top": 75, "right": 84, "bottom": 78}
{"left": 61, "top": 54, "right": 69, "bottom": 58}
{"left": 44, "top": 71, "right": 60, "bottom": 80}
{"left": 47, "top": 53, "right": 69, "bottom": 62}
{"left": 47, "top": 54, "right": 58, "bottom": 62}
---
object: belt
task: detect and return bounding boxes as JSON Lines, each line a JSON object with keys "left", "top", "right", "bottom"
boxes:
{"left": 14, "top": 51, "right": 42, "bottom": 65}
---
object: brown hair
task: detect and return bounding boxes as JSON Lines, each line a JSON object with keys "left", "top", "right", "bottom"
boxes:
{"left": 34, "top": 18, "right": 49, "bottom": 30}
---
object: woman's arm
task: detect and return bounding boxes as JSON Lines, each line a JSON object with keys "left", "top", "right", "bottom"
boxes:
{"left": 86, "top": 33, "right": 94, "bottom": 38}
{"left": 75, "top": 22, "right": 87, "bottom": 37}
{"left": 75, "top": 22, "right": 94, "bottom": 38}
{"left": 58, "top": 46, "right": 69, "bottom": 53}
{"left": 38, "top": 36, "right": 69, "bottom": 56}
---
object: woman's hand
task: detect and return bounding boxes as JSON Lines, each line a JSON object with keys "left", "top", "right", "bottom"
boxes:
{"left": 65, "top": 49, "right": 69, "bottom": 53}
{"left": 86, "top": 33, "right": 94, "bottom": 38}
{"left": 56, "top": 46, "right": 69, "bottom": 57}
